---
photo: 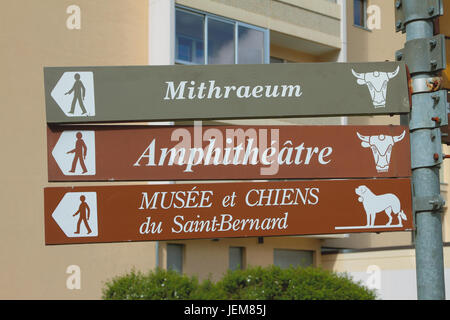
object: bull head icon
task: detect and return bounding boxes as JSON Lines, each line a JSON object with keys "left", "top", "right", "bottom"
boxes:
{"left": 357, "top": 130, "right": 405, "bottom": 173}
{"left": 352, "top": 67, "right": 399, "bottom": 108}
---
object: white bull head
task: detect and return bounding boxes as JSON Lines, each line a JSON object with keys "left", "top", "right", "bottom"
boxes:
{"left": 357, "top": 130, "right": 405, "bottom": 172}
{"left": 352, "top": 66, "right": 399, "bottom": 108}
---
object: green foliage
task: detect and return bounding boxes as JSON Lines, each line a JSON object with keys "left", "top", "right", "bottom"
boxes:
{"left": 102, "top": 266, "right": 376, "bottom": 300}
{"left": 102, "top": 268, "right": 203, "bottom": 300}
{"left": 214, "top": 265, "right": 376, "bottom": 300}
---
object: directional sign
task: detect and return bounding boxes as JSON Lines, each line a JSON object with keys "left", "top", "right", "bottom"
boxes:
{"left": 44, "top": 179, "right": 413, "bottom": 245}
{"left": 43, "top": 62, "right": 411, "bottom": 124}
{"left": 46, "top": 125, "right": 411, "bottom": 181}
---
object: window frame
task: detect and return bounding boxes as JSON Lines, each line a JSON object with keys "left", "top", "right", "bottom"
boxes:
{"left": 166, "top": 243, "right": 184, "bottom": 273}
{"left": 273, "top": 248, "right": 314, "bottom": 269}
{"left": 175, "top": 5, "right": 269, "bottom": 65}
{"left": 175, "top": 8, "right": 205, "bottom": 65}
{"left": 353, "top": 0, "right": 368, "bottom": 29}
{"left": 229, "top": 246, "right": 246, "bottom": 271}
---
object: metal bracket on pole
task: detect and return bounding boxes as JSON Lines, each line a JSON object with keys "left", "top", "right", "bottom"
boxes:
{"left": 410, "top": 76, "right": 442, "bottom": 93}
{"left": 410, "top": 128, "right": 443, "bottom": 168}
{"left": 414, "top": 195, "right": 446, "bottom": 213}
{"left": 395, "top": 34, "right": 446, "bottom": 74}
{"left": 410, "top": 90, "right": 449, "bottom": 130}
{"left": 395, "top": 0, "right": 443, "bottom": 32}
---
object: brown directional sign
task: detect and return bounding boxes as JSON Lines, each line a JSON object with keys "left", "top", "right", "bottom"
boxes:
{"left": 46, "top": 125, "right": 411, "bottom": 181}
{"left": 44, "top": 178, "right": 413, "bottom": 245}
{"left": 43, "top": 62, "right": 410, "bottom": 124}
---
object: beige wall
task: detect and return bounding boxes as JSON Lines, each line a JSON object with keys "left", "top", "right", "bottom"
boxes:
{"left": 322, "top": 247, "right": 450, "bottom": 299}
{"left": 346, "top": 0, "right": 404, "bottom": 126}
{"left": 270, "top": 44, "right": 320, "bottom": 62}
{"left": 0, "top": 0, "right": 327, "bottom": 299}
{"left": 159, "top": 237, "right": 322, "bottom": 282}
{"left": 0, "top": 0, "right": 156, "bottom": 299}
{"left": 346, "top": 0, "right": 405, "bottom": 63}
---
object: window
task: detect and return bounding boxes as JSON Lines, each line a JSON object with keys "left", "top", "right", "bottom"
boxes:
{"left": 175, "top": 6, "right": 269, "bottom": 65}
{"left": 238, "top": 24, "right": 265, "bottom": 64}
{"left": 167, "top": 243, "right": 184, "bottom": 273}
{"left": 229, "top": 246, "right": 245, "bottom": 270}
{"left": 175, "top": 9, "right": 204, "bottom": 64}
{"left": 208, "top": 17, "right": 235, "bottom": 64}
{"left": 273, "top": 249, "right": 313, "bottom": 269}
{"left": 354, "top": 0, "right": 367, "bottom": 28}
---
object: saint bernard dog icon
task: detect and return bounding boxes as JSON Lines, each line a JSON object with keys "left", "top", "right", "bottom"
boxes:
{"left": 335, "top": 185, "right": 407, "bottom": 230}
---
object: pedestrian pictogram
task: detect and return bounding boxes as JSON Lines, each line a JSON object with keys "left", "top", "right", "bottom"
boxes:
{"left": 65, "top": 73, "right": 87, "bottom": 115}
{"left": 73, "top": 195, "right": 92, "bottom": 234}
{"left": 50, "top": 191, "right": 98, "bottom": 238}
{"left": 51, "top": 130, "right": 96, "bottom": 176}
{"left": 67, "top": 132, "right": 88, "bottom": 174}
{"left": 50, "top": 71, "right": 95, "bottom": 117}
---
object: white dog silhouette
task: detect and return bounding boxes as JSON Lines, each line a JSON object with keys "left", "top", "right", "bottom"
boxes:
{"left": 355, "top": 185, "right": 407, "bottom": 227}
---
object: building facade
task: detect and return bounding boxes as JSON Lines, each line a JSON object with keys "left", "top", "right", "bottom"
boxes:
{"left": 0, "top": 0, "right": 448, "bottom": 299}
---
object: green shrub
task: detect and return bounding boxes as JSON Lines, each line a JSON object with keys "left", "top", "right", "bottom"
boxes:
{"left": 215, "top": 265, "right": 376, "bottom": 300}
{"left": 102, "top": 266, "right": 376, "bottom": 300}
{"left": 102, "top": 268, "right": 203, "bottom": 300}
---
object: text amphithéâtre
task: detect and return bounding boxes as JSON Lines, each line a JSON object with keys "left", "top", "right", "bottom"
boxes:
{"left": 133, "top": 138, "right": 333, "bottom": 174}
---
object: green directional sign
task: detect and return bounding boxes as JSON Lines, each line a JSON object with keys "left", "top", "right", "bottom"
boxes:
{"left": 44, "top": 62, "right": 410, "bottom": 123}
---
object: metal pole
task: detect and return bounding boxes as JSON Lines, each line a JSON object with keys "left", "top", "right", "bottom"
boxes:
{"left": 401, "top": 1, "right": 446, "bottom": 300}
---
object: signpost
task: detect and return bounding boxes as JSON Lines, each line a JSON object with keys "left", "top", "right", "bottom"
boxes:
{"left": 43, "top": 62, "right": 411, "bottom": 123}
{"left": 44, "top": 178, "right": 413, "bottom": 245}
{"left": 47, "top": 124, "right": 411, "bottom": 181}
{"left": 395, "top": 0, "right": 447, "bottom": 300}
{"left": 38, "top": 0, "right": 449, "bottom": 302}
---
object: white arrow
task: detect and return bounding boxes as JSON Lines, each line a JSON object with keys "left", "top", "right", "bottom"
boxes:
{"left": 51, "top": 71, "right": 96, "bottom": 117}
{"left": 52, "top": 130, "right": 96, "bottom": 176}
{"left": 52, "top": 192, "right": 98, "bottom": 238}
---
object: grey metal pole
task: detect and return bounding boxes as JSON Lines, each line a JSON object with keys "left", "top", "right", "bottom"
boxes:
{"left": 400, "top": 1, "right": 446, "bottom": 300}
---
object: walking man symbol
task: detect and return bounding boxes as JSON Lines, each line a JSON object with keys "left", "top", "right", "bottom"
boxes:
{"left": 67, "top": 132, "right": 88, "bottom": 174}
{"left": 65, "top": 73, "right": 87, "bottom": 115}
{"left": 73, "top": 195, "right": 92, "bottom": 235}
